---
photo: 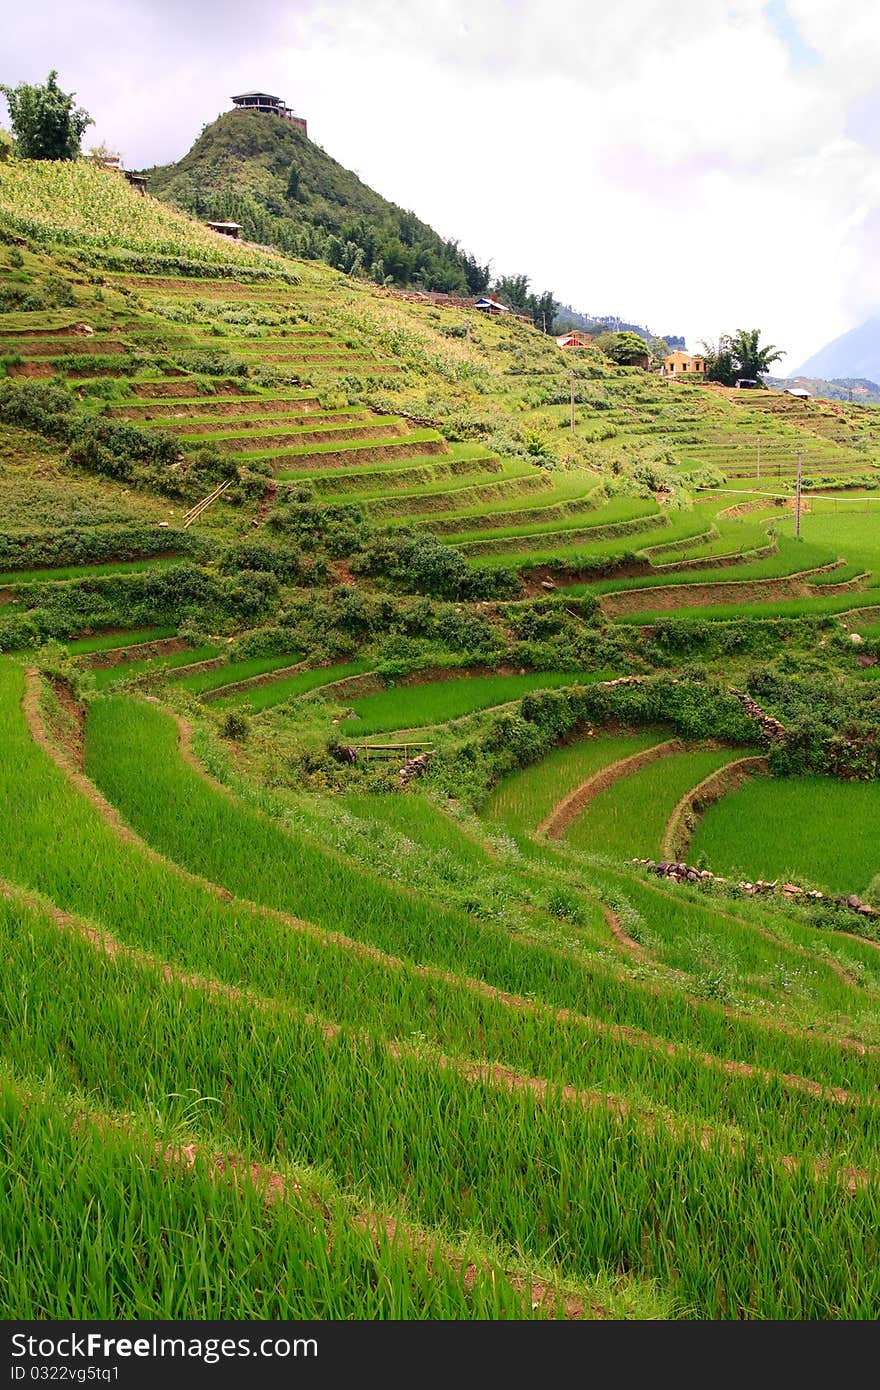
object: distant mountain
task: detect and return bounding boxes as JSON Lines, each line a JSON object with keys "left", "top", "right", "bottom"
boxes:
{"left": 767, "top": 374, "right": 880, "bottom": 404}
{"left": 554, "top": 303, "right": 684, "bottom": 347}
{"left": 143, "top": 110, "right": 490, "bottom": 295}
{"left": 794, "top": 316, "right": 880, "bottom": 383}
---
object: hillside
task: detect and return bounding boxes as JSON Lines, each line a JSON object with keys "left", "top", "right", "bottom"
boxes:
{"left": 3, "top": 159, "right": 880, "bottom": 1322}
{"left": 768, "top": 374, "right": 880, "bottom": 403}
{"left": 144, "top": 109, "right": 490, "bottom": 294}
{"left": 794, "top": 314, "right": 880, "bottom": 382}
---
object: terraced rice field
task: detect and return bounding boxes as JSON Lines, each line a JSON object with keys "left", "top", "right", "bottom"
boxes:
{"left": 89, "top": 643, "right": 220, "bottom": 690}
{"left": 0, "top": 555, "right": 185, "bottom": 587}
{"left": 7, "top": 163, "right": 880, "bottom": 1322}
{"left": 214, "top": 658, "right": 375, "bottom": 712}
{"left": 690, "top": 775, "right": 880, "bottom": 895}
{"left": 563, "top": 745, "right": 755, "bottom": 860}
{"left": 2, "top": 666, "right": 879, "bottom": 1317}
{"left": 483, "top": 732, "right": 664, "bottom": 836}
{"left": 176, "top": 652, "right": 305, "bottom": 695}
{"left": 63, "top": 626, "right": 178, "bottom": 654}
{"left": 339, "top": 671, "right": 611, "bottom": 736}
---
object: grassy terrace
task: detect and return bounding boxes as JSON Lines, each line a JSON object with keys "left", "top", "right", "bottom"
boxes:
{"left": 563, "top": 536, "right": 839, "bottom": 598}
{"left": 339, "top": 671, "right": 614, "bottom": 736}
{"left": 690, "top": 775, "right": 880, "bottom": 895}
{"left": 483, "top": 732, "right": 665, "bottom": 837}
{"left": 176, "top": 652, "right": 305, "bottom": 695}
{"left": 564, "top": 746, "right": 755, "bottom": 860}
{"left": 214, "top": 659, "right": 375, "bottom": 712}
{"left": 8, "top": 159, "right": 880, "bottom": 1320}
{"left": 612, "top": 589, "right": 880, "bottom": 625}
{"left": 2, "top": 1077, "right": 544, "bottom": 1320}
{"left": 64, "top": 627, "right": 177, "bottom": 654}
{"left": 0, "top": 555, "right": 185, "bottom": 587}
{"left": 89, "top": 644, "right": 220, "bottom": 690}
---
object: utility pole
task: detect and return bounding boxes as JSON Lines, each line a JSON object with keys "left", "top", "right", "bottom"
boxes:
{"left": 570, "top": 374, "right": 576, "bottom": 434}
{"left": 794, "top": 448, "right": 804, "bottom": 538}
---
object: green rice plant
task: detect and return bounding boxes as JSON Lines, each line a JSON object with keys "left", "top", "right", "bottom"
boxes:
{"left": 0, "top": 1075, "right": 554, "bottom": 1321}
{"left": 340, "top": 672, "right": 615, "bottom": 736}
{"left": 80, "top": 689, "right": 880, "bottom": 1080}
{"left": 64, "top": 626, "right": 176, "bottom": 654}
{"left": 0, "top": 555, "right": 185, "bottom": 587}
{"left": 689, "top": 775, "right": 880, "bottom": 895}
{"left": 564, "top": 537, "right": 846, "bottom": 598}
{"left": 214, "top": 659, "right": 374, "bottom": 713}
{"left": 0, "top": 159, "right": 295, "bottom": 273}
{"left": 2, "top": 891, "right": 880, "bottom": 1319}
{"left": 90, "top": 643, "right": 220, "bottom": 690}
{"left": 175, "top": 652, "right": 304, "bottom": 694}
{"left": 613, "top": 591, "right": 880, "bottom": 625}
{"left": 565, "top": 746, "right": 753, "bottom": 861}
{"left": 446, "top": 495, "right": 659, "bottom": 546}
{"left": 483, "top": 732, "right": 664, "bottom": 836}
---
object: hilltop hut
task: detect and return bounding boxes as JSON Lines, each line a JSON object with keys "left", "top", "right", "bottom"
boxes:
{"left": 231, "top": 92, "right": 308, "bottom": 136}
{"left": 205, "top": 221, "right": 242, "bottom": 239}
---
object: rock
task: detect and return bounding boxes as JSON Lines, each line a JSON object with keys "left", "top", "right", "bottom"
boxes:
{"left": 846, "top": 894, "right": 862, "bottom": 909}
{"left": 850, "top": 632, "right": 863, "bottom": 645}
{"left": 540, "top": 580, "right": 557, "bottom": 591}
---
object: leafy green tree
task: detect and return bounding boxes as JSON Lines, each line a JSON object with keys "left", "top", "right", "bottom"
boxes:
{"left": 648, "top": 336, "right": 670, "bottom": 365}
{"left": 700, "top": 335, "right": 738, "bottom": 386}
{"left": 594, "top": 330, "right": 650, "bottom": 365}
{"left": 493, "top": 273, "right": 531, "bottom": 312}
{"left": 462, "top": 252, "right": 490, "bottom": 296}
{"left": 729, "top": 327, "right": 784, "bottom": 379}
{"left": 532, "top": 290, "right": 556, "bottom": 333}
{"left": 0, "top": 71, "right": 93, "bottom": 160}
{"left": 0, "top": 127, "right": 12, "bottom": 162}
{"left": 701, "top": 330, "right": 784, "bottom": 384}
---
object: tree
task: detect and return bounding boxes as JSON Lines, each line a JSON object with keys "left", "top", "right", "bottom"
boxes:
{"left": 729, "top": 328, "right": 784, "bottom": 380}
{"left": 0, "top": 128, "right": 12, "bottom": 162}
{"left": 701, "top": 329, "right": 784, "bottom": 385}
{"left": 648, "top": 336, "right": 670, "bottom": 365}
{"left": 532, "top": 290, "right": 557, "bottom": 334}
{"left": 594, "top": 330, "right": 650, "bottom": 366}
{"left": 0, "top": 71, "right": 92, "bottom": 160}
{"left": 85, "top": 141, "right": 120, "bottom": 166}
{"left": 700, "top": 335, "right": 738, "bottom": 386}
{"left": 493, "top": 273, "right": 531, "bottom": 313}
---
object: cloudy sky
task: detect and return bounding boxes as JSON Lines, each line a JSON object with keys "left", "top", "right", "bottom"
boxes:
{"left": 5, "top": 0, "right": 880, "bottom": 367}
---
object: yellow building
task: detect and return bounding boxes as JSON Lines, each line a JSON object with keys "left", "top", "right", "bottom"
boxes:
{"left": 661, "top": 350, "right": 706, "bottom": 378}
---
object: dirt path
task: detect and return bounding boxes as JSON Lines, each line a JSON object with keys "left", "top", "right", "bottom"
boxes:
{"left": 537, "top": 739, "right": 695, "bottom": 839}
{"left": 602, "top": 903, "right": 645, "bottom": 955}
{"left": 660, "top": 756, "right": 769, "bottom": 861}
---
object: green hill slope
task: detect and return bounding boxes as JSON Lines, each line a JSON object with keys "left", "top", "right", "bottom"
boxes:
{"left": 144, "top": 109, "right": 490, "bottom": 293}
{"left": 5, "top": 156, "right": 880, "bottom": 1322}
